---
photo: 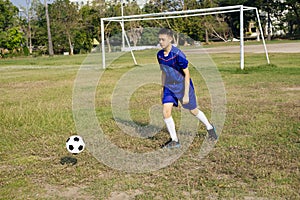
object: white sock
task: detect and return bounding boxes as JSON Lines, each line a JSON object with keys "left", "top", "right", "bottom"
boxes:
{"left": 164, "top": 117, "right": 178, "bottom": 142}
{"left": 195, "top": 109, "right": 213, "bottom": 130}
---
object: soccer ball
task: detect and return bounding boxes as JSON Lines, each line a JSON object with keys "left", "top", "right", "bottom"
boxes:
{"left": 66, "top": 135, "right": 85, "bottom": 154}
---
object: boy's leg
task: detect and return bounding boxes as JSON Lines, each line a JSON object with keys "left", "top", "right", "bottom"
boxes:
{"left": 181, "top": 85, "right": 212, "bottom": 130}
{"left": 190, "top": 108, "right": 213, "bottom": 130}
{"left": 190, "top": 108, "right": 218, "bottom": 140}
{"left": 163, "top": 103, "right": 178, "bottom": 142}
{"left": 181, "top": 84, "right": 218, "bottom": 140}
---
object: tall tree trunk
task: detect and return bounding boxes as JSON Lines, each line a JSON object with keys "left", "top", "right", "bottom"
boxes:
{"left": 45, "top": 0, "right": 54, "bottom": 56}
{"left": 67, "top": 32, "right": 73, "bottom": 55}
{"left": 173, "top": 32, "right": 179, "bottom": 46}
{"left": 205, "top": 29, "right": 209, "bottom": 43}
{"left": 28, "top": 18, "right": 32, "bottom": 54}
{"left": 105, "top": 33, "right": 111, "bottom": 53}
{"left": 26, "top": 0, "right": 32, "bottom": 54}
{"left": 267, "top": 9, "right": 271, "bottom": 41}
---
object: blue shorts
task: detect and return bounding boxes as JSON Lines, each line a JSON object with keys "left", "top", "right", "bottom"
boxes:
{"left": 162, "top": 82, "right": 197, "bottom": 110}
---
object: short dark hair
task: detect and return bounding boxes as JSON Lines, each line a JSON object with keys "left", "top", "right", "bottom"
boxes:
{"left": 158, "top": 28, "right": 173, "bottom": 37}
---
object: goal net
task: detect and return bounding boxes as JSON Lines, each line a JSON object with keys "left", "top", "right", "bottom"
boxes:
{"left": 100, "top": 5, "right": 270, "bottom": 69}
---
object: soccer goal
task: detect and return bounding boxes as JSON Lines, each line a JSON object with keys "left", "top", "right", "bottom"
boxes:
{"left": 100, "top": 5, "right": 270, "bottom": 69}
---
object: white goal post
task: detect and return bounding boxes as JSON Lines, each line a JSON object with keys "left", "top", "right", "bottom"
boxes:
{"left": 100, "top": 5, "right": 270, "bottom": 69}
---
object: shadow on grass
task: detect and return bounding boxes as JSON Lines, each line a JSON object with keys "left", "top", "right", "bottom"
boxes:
{"left": 60, "top": 156, "right": 78, "bottom": 165}
{"left": 113, "top": 117, "right": 163, "bottom": 139}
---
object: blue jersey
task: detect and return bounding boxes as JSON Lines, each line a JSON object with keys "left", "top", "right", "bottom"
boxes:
{"left": 157, "top": 45, "right": 193, "bottom": 95}
{"left": 157, "top": 45, "right": 197, "bottom": 110}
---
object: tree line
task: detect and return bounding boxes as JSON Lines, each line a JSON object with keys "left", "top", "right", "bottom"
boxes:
{"left": 0, "top": 0, "right": 299, "bottom": 57}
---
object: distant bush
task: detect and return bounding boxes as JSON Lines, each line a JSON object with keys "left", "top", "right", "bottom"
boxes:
{"left": 23, "top": 46, "right": 30, "bottom": 56}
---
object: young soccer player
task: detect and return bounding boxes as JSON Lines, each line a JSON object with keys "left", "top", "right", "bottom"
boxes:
{"left": 157, "top": 28, "right": 218, "bottom": 149}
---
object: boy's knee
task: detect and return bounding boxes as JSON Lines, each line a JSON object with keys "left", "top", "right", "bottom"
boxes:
{"left": 163, "top": 103, "right": 173, "bottom": 118}
{"left": 163, "top": 109, "right": 172, "bottom": 119}
{"left": 189, "top": 108, "right": 199, "bottom": 116}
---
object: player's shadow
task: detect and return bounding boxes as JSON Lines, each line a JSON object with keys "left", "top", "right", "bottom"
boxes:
{"left": 60, "top": 156, "right": 77, "bottom": 165}
{"left": 113, "top": 117, "right": 164, "bottom": 139}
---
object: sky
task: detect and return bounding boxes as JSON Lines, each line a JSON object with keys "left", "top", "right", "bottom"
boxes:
{"left": 10, "top": 0, "right": 27, "bottom": 8}
{"left": 10, "top": 0, "right": 54, "bottom": 8}
{"left": 10, "top": 0, "right": 147, "bottom": 9}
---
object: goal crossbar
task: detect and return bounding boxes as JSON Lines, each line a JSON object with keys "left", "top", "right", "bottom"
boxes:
{"left": 101, "top": 5, "right": 270, "bottom": 69}
{"left": 102, "top": 5, "right": 256, "bottom": 22}
{"left": 105, "top": 9, "right": 246, "bottom": 22}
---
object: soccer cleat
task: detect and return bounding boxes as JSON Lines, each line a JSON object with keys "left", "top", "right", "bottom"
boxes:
{"left": 162, "top": 140, "right": 181, "bottom": 149}
{"left": 207, "top": 126, "right": 218, "bottom": 141}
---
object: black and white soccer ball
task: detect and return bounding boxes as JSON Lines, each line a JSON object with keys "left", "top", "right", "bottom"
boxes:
{"left": 66, "top": 135, "right": 85, "bottom": 154}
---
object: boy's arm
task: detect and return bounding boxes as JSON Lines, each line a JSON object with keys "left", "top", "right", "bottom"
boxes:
{"left": 161, "top": 71, "right": 166, "bottom": 99}
{"left": 177, "top": 50, "right": 189, "bottom": 104}
{"left": 161, "top": 70, "right": 166, "bottom": 86}
{"left": 182, "top": 68, "right": 190, "bottom": 104}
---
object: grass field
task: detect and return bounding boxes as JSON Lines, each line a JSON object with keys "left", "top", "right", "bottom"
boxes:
{"left": 0, "top": 48, "right": 299, "bottom": 199}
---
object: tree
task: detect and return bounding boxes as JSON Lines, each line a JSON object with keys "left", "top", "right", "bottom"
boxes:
{"left": 77, "top": 4, "right": 103, "bottom": 53}
{"left": 283, "top": 0, "right": 300, "bottom": 38}
{"left": 0, "top": 0, "right": 18, "bottom": 31}
{"left": 204, "top": 15, "right": 232, "bottom": 42}
{"left": 141, "top": 1, "right": 168, "bottom": 32}
{"left": 250, "top": 0, "right": 300, "bottom": 39}
{"left": 218, "top": 0, "right": 257, "bottom": 39}
{"left": 218, "top": 0, "right": 300, "bottom": 40}
{"left": 29, "top": 0, "right": 48, "bottom": 54}
{"left": 166, "top": 0, "right": 208, "bottom": 44}
{"left": 124, "top": 1, "right": 143, "bottom": 47}
{"left": 26, "top": 0, "right": 32, "bottom": 54}
{"left": 45, "top": 0, "right": 54, "bottom": 56}
{"left": 0, "top": 0, "right": 22, "bottom": 54}
{"left": 91, "top": 1, "right": 125, "bottom": 52}
{"left": 50, "top": 0, "right": 79, "bottom": 55}
{"left": 128, "top": 26, "right": 143, "bottom": 46}
{"left": 19, "top": 0, "right": 33, "bottom": 54}
{"left": 142, "top": 0, "right": 210, "bottom": 44}
{"left": 5, "top": 27, "right": 25, "bottom": 51}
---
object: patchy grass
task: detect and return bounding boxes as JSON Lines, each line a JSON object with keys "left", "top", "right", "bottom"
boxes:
{"left": 0, "top": 54, "right": 87, "bottom": 67}
{"left": 0, "top": 49, "right": 299, "bottom": 199}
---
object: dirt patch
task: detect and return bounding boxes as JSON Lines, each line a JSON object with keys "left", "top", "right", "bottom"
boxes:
{"left": 43, "top": 184, "right": 95, "bottom": 199}
{"left": 108, "top": 189, "right": 143, "bottom": 200}
{"left": 43, "top": 185, "right": 143, "bottom": 200}
{"left": 282, "top": 87, "right": 300, "bottom": 91}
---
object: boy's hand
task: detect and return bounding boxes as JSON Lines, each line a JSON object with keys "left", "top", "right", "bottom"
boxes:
{"left": 182, "top": 94, "right": 189, "bottom": 104}
{"left": 161, "top": 87, "right": 164, "bottom": 100}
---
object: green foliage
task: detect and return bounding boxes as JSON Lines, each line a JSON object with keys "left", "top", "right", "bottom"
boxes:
{"left": 6, "top": 27, "right": 25, "bottom": 50}
{"left": 29, "top": 0, "right": 48, "bottom": 48}
{"left": 73, "top": 30, "right": 93, "bottom": 54}
{"left": 49, "top": 0, "right": 79, "bottom": 54}
{"left": 139, "top": 27, "right": 160, "bottom": 46}
{"left": 0, "top": 26, "right": 25, "bottom": 58}
{"left": 78, "top": 5, "right": 99, "bottom": 50}
{"left": 284, "top": 0, "right": 300, "bottom": 38}
{"left": 23, "top": 45, "right": 30, "bottom": 56}
{"left": 0, "top": 0, "right": 22, "bottom": 54}
{"left": 219, "top": 0, "right": 300, "bottom": 39}
{"left": 0, "top": 0, "right": 18, "bottom": 31}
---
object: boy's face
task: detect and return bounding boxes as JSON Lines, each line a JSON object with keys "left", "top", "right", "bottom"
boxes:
{"left": 159, "top": 34, "right": 172, "bottom": 50}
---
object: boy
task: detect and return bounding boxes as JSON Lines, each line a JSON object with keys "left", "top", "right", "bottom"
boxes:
{"left": 157, "top": 28, "right": 218, "bottom": 149}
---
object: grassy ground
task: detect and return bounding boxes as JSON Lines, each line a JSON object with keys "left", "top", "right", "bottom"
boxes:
{"left": 0, "top": 49, "right": 299, "bottom": 199}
